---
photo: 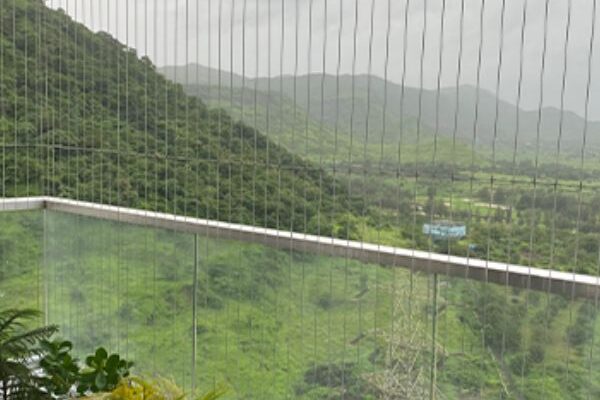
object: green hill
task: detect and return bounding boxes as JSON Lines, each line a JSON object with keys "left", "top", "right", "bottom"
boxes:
{"left": 0, "top": 0, "right": 349, "bottom": 231}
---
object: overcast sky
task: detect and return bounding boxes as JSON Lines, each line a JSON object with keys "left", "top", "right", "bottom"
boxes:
{"left": 47, "top": 0, "right": 600, "bottom": 120}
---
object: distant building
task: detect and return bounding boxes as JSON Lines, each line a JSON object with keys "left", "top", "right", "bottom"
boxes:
{"left": 422, "top": 220, "right": 466, "bottom": 240}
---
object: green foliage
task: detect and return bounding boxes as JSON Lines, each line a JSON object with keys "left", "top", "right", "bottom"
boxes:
{"left": 298, "top": 362, "right": 374, "bottom": 400}
{"left": 78, "top": 348, "right": 134, "bottom": 394}
{"left": 0, "top": 0, "right": 351, "bottom": 233}
{"left": 0, "top": 308, "right": 58, "bottom": 400}
{"left": 38, "top": 339, "right": 80, "bottom": 396}
{"left": 566, "top": 301, "right": 598, "bottom": 348}
{"left": 0, "top": 307, "right": 135, "bottom": 398}
{"left": 459, "top": 284, "right": 526, "bottom": 353}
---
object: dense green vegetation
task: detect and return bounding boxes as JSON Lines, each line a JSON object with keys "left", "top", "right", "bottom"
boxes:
{"left": 0, "top": 0, "right": 350, "bottom": 231}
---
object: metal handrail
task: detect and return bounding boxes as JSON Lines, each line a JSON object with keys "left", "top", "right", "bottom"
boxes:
{"left": 1, "top": 196, "right": 598, "bottom": 299}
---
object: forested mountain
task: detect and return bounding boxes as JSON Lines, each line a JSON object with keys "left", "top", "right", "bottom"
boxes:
{"left": 0, "top": 0, "right": 349, "bottom": 231}
{"left": 161, "top": 64, "right": 600, "bottom": 161}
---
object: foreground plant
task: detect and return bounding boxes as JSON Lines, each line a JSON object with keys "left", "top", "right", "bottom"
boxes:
{"left": 0, "top": 308, "right": 222, "bottom": 400}
{"left": 38, "top": 340, "right": 81, "bottom": 396}
{"left": 0, "top": 308, "right": 58, "bottom": 399}
{"left": 83, "top": 376, "right": 227, "bottom": 400}
{"left": 77, "top": 348, "right": 134, "bottom": 395}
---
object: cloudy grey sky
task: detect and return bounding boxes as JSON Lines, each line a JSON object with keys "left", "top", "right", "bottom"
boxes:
{"left": 47, "top": 0, "right": 600, "bottom": 120}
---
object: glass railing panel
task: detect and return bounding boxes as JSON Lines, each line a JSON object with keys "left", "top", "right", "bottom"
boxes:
{"left": 0, "top": 207, "right": 591, "bottom": 399}
{"left": 44, "top": 210, "right": 195, "bottom": 393}
{"left": 0, "top": 210, "right": 44, "bottom": 312}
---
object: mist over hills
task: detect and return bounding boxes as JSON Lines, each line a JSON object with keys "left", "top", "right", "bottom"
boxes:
{"left": 161, "top": 64, "right": 600, "bottom": 163}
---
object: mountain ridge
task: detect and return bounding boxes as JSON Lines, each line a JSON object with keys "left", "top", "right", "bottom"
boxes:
{"left": 160, "top": 64, "right": 600, "bottom": 161}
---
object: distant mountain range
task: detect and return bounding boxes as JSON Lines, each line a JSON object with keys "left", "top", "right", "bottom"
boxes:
{"left": 160, "top": 64, "right": 600, "bottom": 164}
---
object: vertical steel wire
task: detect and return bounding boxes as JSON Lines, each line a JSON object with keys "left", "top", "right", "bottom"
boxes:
{"left": 151, "top": 0, "right": 159, "bottom": 376}
{"left": 443, "top": 0, "right": 464, "bottom": 384}
{"left": 36, "top": 3, "right": 46, "bottom": 202}
{"left": 502, "top": 0, "right": 529, "bottom": 379}
{"left": 123, "top": 0, "right": 131, "bottom": 360}
{"left": 40, "top": 0, "right": 48, "bottom": 325}
{"left": 141, "top": 0, "right": 152, "bottom": 382}
{"left": 226, "top": 0, "right": 235, "bottom": 387}
{"left": 200, "top": 0, "right": 210, "bottom": 391}
{"left": 163, "top": 0, "right": 169, "bottom": 215}
{"left": 412, "top": 0, "right": 428, "bottom": 336}
{"left": 482, "top": 0, "right": 507, "bottom": 387}
{"left": 398, "top": 0, "right": 412, "bottom": 327}
{"left": 426, "top": 0, "right": 448, "bottom": 395}
{"left": 1, "top": 0, "right": 4, "bottom": 202}
{"left": 314, "top": 0, "right": 328, "bottom": 385}
{"left": 301, "top": 0, "right": 314, "bottom": 380}
{"left": 277, "top": 1, "right": 289, "bottom": 392}
{"left": 340, "top": 0, "right": 359, "bottom": 389}
{"left": 77, "top": 0, "right": 84, "bottom": 351}
{"left": 236, "top": 0, "right": 248, "bottom": 391}
{"left": 228, "top": 0, "right": 235, "bottom": 226}
{"left": 80, "top": 0, "right": 86, "bottom": 203}
{"left": 112, "top": 0, "right": 122, "bottom": 354}
{"left": 466, "top": 1, "right": 487, "bottom": 395}
{"left": 35, "top": 0, "right": 42, "bottom": 320}
{"left": 329, "top": 0, "right": 344, "bottom": 387}
{"left": 412, "top": 0, "right": 431, "bottom": 393}
{"left": 285, "top": 0, "right": 299, "bottom": 393}
{"left": 551, "top": 0, "right": 575, "bottom": 388}
{"left": 264, "top": 0, "right": 280, "bottom": 392}
{"left": 23, "top": 0, "right": 29, "bottom": 199}
{"left": 358, "top": 0, "right": 376, "bottom": 376}
{"left": 531, "top": 0, "right": 552, "bottom": 391}
{"left": 216, "top": 0, "right": 225, "bottom": 388}
{"left": 248, "top": 0, "right": 258, "bottom": 396}
{"left": 65, "top": 0, "right": 74, "bottom": 343}
{"left": 183, "top": 0, "right": 196, "bottom": 389}
{"left": 579, "top": 1, "right": 599, "bottom": 395}
{"left": 172, "top": 0, "right": 179, "bottom": 217}
{"left": 85, "top": 0, "right": 91, "bottom": 201}
{"left": 99, "top": 0, "right": 105, "bottom": 206}
{"left": 43, "top": 0, "right": 49, "bottom": 199}
{"left": 251, "top": 1, "right": 268, "bottom": 396}
{"left": 52, "top": 0, "right": 61, "bottom": 340}
{"left": 184, "top": 0, "right": 190, "bottom": 219}
{"left": 381, "top": 0, "right": 394, "bottom": 379}
{"left": 11, "top": 0, "right": 17, "bottom": 198}
{"left": 458, "top": 0, "right": 486, "bottom": 395}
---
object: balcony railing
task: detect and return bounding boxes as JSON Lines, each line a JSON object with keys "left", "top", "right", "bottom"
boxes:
{"left": 1, "top": 197, "right": 599, "bottom": 398}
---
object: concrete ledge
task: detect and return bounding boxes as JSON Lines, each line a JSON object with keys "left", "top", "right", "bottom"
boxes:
{"left": 1, "top": 196, "right": 598, "bottom": 299}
